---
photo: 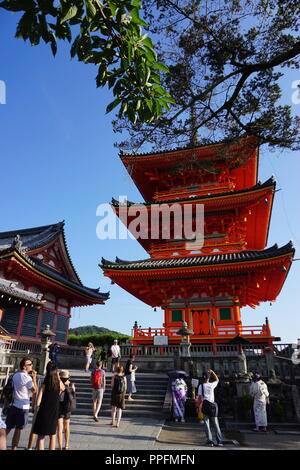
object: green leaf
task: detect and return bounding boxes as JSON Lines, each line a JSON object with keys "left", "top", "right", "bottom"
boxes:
{"left": 152, "top": 84, "right": 167, "bottom": 95}
{"left": 85, "top": 0, "right": 97, "bottom": 21}
{"left": 106, "top": 97, "right": 121, "bottom": 114}
{"left": 152, "top": 62, "right": 169, "bottom": 73}
{"left": 108, "top": 1, "right": 118, "bottom": 16}
{"left": 60, "top": 4, "right": 78, "bottom": 24}
{"left": 130, "top": 7, "right": 148, "bottom": 26}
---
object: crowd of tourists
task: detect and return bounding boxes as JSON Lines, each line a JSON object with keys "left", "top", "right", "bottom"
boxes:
{"left": 171, "top": 368, "right": 270, "bottom": 447}
{"left": 0, "top": 340, "right": 270, "bottom": 450}
{"left": 0, "top": 339, "right": 139, "bottom": 450}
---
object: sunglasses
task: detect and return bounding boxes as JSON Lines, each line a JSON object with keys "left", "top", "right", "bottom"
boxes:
{"left": 25, "top": 363, "right": 33, "bottom": 366}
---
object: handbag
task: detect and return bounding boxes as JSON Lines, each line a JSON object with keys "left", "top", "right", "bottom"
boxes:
{"left": 201, "top": 384, "right": 218, "bottom": 417}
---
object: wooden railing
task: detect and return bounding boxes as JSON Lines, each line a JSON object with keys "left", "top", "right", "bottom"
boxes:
{"left": 121, "top": 343, "right": 286, "bottom": 357}
{"left": 133, "top": 324, "right": 271, "bottom": 339}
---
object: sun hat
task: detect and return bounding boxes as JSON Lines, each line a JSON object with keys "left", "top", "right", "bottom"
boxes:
{"left": 59, "top": 370, "right": 70, "bottom": 379}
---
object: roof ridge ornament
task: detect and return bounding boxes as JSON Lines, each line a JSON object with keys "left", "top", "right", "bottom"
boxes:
{"left": 12, "top": 234, "right": 25, "bottom": 252}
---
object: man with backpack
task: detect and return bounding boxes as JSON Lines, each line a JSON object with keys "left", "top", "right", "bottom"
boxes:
{"left": 91, "top": 360, "right": 106, "bottom": 422}
{"left": 197, "top": 369, "right": 223, "bottom": 447}
{"left": 110, "top": 366, "right": 127, "bottom": 428}
{"left": 4, "top": 357, "right": 37, "bottom": 450}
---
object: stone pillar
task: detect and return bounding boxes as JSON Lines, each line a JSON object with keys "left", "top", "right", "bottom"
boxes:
{"left": 38, "top": 325, "right": 55, "bottom": 375}
{"left": 264, "top": 346, "right": 275, "bottom": 377}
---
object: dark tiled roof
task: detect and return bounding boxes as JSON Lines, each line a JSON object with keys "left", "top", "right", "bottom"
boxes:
{"left": 111, "top": 177, "right": 275, "bottom": 207}
{"left": 0, "top": 221, "right": 65, "bottom": 252}
{"left": 0, "top": 222, "right": 109, "bottom": 302}
{"left": 33, "top": 259, "right": 109, "bottom": 301}
{"left": 100, "top": 242, "right": 294, "bottom": 271}
{"left": 119, "top": 136, "right": 257, "bottom": 159}
{"left": 0, "top": 278, "right": 44, "bottom": 305}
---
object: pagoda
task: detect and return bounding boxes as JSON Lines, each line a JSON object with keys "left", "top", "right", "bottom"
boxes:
{"left": 0, "top": 222, "right": 109, "bottom": 344}
{"left": 101, "top": 138, "right": 295, "bottom": 345}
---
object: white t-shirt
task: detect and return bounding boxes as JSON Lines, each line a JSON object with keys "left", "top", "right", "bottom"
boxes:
{"left": 111, "top": 344, "right": 120, "bottom": 358}
{"left": 12, "top": 371, "right": 34, "bottom": 410}
{"left": 198, "top": 381, "right": 218, "bottom": 403}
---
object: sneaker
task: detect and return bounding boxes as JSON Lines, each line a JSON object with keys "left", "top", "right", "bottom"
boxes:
{"left": 216, "top": 442, "right": 224, "bottom": 447}
{"left": 205, "top": 441, "right": 214, "bottom": 447}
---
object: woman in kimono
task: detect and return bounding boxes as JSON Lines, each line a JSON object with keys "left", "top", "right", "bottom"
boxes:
{"left": 171, "top": 377, "right": 188, "bottom": 423}
{"left": 250, "top": 373, "right": 270, "bottom": 432}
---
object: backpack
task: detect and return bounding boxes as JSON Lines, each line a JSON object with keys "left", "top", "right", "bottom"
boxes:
{"left": 92, "top": 369, "right": 104, "bottom": 390}
{"left": 61, "top": 384, "right": 76, "bottom": 413}
{"left": 113, "top": 376, "right": 125, "bottom": 394}
{"left": 1, "top": 374, "right": 14, "bottom": 405}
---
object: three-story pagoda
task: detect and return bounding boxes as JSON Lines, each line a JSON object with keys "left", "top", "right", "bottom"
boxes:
{"left": 101, "top": 138, "right": 295, "bottom": 345}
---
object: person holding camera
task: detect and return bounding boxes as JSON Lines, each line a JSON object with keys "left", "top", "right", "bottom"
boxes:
{"left": 5, "top": 357, "right": 37, "bottom": 450}
{"left": 110, "top": 340, "right": 121, "bottom": 373}
{"left": 124, "top": 354, "right": 138, "bottom": 401}
{"left": 197, "top": 369, "right": 223, "bottom": 447}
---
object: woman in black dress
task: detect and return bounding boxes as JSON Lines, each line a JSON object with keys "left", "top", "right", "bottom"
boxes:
{"left": 110, "top": 366, "right": 127, "bottom": 428}
{"left": 33, "top": 361, "right": 64, "bottom": 450}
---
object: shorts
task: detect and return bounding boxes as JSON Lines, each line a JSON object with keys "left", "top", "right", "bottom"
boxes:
{"left": 58, "top": 411, "right": 71, "bottom": 420}
{"left": 111, "top": 357, "right": 120, "bottom": 365}
{"left": 0, "top": 415, "right": 6, "bottom": 429}
{"left": 5, "top": 406, "right": 29, "bottom": 430}
{"left": 92, "top": 389, "right": 104, "bottom": 401}
{"left": 58, "top": 402, "right": 71, "bottom": 420}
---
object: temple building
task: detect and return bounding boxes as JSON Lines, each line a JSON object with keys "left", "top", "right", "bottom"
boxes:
{"left": 101, "top": 138, "right": 295, "bottom": 345}
{"left": 0, "top": 222, "right": 109, "bottom": 344}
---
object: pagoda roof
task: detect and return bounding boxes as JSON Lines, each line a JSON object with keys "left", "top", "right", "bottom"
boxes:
{"left": 120, "top": 137, "right": 259, "bottom": 202}
{"left": 101, "top": 242, "right": 294, "bottom": 271}
{"left": 111, "top": 177, "right": 275, "bottom": 208}
{"left": 120, "top": 136, "right": 257, "bottom": 160}
{"left": 0, "top": 222, "right": 109, "bottom": 304}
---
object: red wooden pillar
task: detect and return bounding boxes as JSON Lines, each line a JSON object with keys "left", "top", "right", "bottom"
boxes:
{"left": 16, "top": 306, "right": 25, "bottom": 338}
{"left": 36, "top": 308, "right": 43, "bottom": 339}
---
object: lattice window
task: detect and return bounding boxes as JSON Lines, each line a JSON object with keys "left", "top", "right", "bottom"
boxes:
{"left": 55, "top": 315, "right": 68, "bottom": 343}
{"left": 172, "top": 310, "right": 182, "bottom": 322}
{"left": 1, "top": 306, "right": 22, "bottom": 334}
{"left": 219, "top": 307, "right": 232, "bottom": 321}
{"left": 21, "top": 307, "right": 39, "bottom": 338}
{"left": 40, "top": 310, "right": 55, "bottom": 329}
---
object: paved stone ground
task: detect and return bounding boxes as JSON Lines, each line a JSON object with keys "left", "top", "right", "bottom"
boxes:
{"left": 4, "top": 414, "right": 300, "bottom": 451}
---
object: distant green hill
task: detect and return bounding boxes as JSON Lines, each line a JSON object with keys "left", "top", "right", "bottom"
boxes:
{"left": 68, "top": 325, "right": 124, "bottom": 336}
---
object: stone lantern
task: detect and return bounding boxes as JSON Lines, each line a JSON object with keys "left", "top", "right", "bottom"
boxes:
{"left": 176, "top": 321, "right": 194, "bottom": 358}
{"left": 38, "top": 324, "right": 55, "bottom": 375}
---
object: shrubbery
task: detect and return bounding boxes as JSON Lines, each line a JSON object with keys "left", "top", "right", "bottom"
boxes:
{"left": 67, "top": 333, "right": 130, "bottom": 348}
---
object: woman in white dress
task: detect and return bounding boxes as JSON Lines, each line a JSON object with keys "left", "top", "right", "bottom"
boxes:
{"left": 85, "top": 343, "right": 95, "bottom": 372}
{"left": 250, "top": 373, "right": 270, "bottom": 432}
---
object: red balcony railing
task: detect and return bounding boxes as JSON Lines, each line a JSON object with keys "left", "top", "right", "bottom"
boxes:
{"left": 133, "top": 323, "right": 271, "bottom": 340}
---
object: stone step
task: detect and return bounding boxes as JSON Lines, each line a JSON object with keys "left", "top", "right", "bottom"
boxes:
{"left": 76, "top": 393, "right": 164, "bottom": 404}
{"left": 76, "top": 402, "right": 162, "bottom": 411}
{"left": 72, "top": 408, "right": 164, "bottom": 418}
{"left": 75, "top": 388, "right": 166, "bottom": 397}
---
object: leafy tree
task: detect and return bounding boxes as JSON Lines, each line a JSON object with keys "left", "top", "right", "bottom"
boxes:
{"left": 67, "top": 332, "right": 130, "bottom": 346}
{"left": 0, "top": 0, "right": 174, "bottom": 124}
{"left": 68, "top": 324, "right": 123, "bottom": 335}
{"left": 114, "top": 0, "right": 300, "bottom": 152}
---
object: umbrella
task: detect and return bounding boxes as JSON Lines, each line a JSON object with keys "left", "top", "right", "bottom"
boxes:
{"left": 167, "top": 370, "right": 188, "bottom": 379}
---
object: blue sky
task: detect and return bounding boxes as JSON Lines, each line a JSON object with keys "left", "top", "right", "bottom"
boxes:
{"left": 0, "top": 11, "right": 299, "bottom": 343}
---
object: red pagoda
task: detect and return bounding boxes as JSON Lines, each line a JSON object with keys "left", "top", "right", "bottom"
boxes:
{"left": 0, "top": 222, "right": 109, "bottom": 344}
{"left": 101, "top": 138, "right": 295, "bottom": 345}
